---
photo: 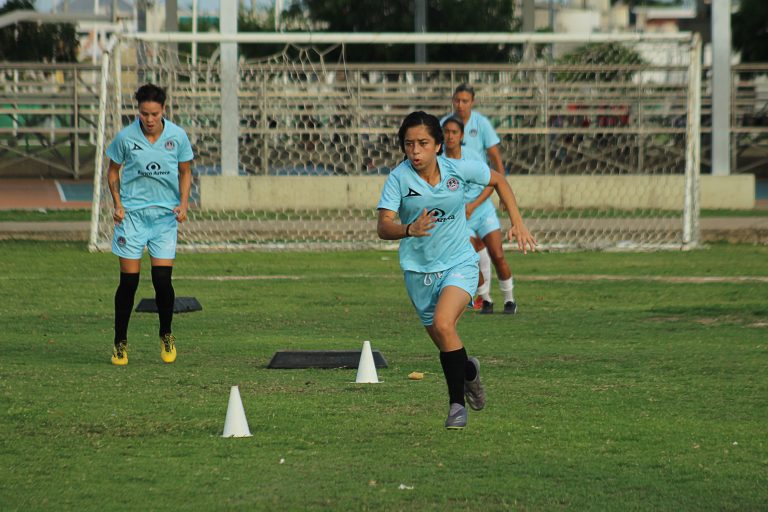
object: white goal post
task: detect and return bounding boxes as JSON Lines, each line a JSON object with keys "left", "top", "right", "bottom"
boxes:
{"left": 90, "top": 31, "right": 701, "bottom": 251}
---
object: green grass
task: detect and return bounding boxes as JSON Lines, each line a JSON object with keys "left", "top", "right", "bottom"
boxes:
{"left": 0, "top": 209, "right": 91, "bottom": 221}
{"left": 1, "top": 242, "right": 767, "bottom": 511}
{"left": 1, "top": 208, "right": 767, "bottom": 223}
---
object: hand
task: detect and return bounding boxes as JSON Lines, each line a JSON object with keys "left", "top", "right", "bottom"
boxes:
{"left": 408, "top": 208, "right": 436, "bottom": 237}
{"left": 507, "top": 223, "right": 538, "bottom": 255}
{"left": 465, "top": 204, "right": 475, "bottom": 220}
{"left": 174, "top": 204, "right": 189, "bottom": 223}
{"left": 112, "top": 206, "right": 125, "bottom": 225}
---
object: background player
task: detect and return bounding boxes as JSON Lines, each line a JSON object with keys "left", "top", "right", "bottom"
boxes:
{"left": 106, "top": 83, "right": 194, "bottom": 366}
{"left": 377, "top": 111, "right": 536, "bottom": 429}
{"left": 442, "top": 116, "right": 519, "bottom": 314}
{"left": 441, "top": 83, "right": 511, "bottom": 314}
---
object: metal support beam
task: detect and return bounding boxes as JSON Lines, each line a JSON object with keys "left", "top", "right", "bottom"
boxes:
{"left": 220, "top": 0, "right": 239, "bottom": 176}
{"left": 415, "top": 0, "right": 427, "bottom": 64}
{"left": 711, "top": 0, "right": 731, "bottom": 176}
{"left": 0, "top": 10, "right": 111, "bottom": 29}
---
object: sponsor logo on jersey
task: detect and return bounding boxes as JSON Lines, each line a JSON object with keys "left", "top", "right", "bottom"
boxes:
{"left": 405, "top": 188, "right": 422, "bottom": 197}
{"left": 132, "top": 143, "right": 143, "bottom": 151}
{"left": 428, "top": 207, "right": 455, "bottom": 223}
{"left": 446, "top": 177, "right": 459, "bottom": 191}
{"left": 139, "top": 161, "right": 170, "bottom": 177}
{"left": 165, "top": 140, "right": 175, "bottom": 150}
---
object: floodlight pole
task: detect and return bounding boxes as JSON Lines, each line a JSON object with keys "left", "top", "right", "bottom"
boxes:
{"left": 415, "top": 0, "right": 427, "bottom": 64}
{"left": 220, "top": 0, "right": 239, "bottom": 176}
{"left": 711, "top": 0, "right": 731, "bottom": 176}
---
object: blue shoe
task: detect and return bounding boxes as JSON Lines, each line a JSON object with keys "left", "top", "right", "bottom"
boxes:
{"left": 444, "top": 403, "right": 467, "bottom": 430}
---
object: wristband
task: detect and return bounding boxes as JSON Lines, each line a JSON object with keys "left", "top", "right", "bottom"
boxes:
{"left": 405, "top": 223, "right": 411, "bottom": 237}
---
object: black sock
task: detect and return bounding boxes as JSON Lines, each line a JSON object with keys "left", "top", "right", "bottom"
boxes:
{"left": 151, "top": 266, "right": 175, "bottom": 337}
{"left": 439, "top": 347, "right": 468, "bottom": 407}
{"left": 465, "top": 359, "right": 478, "bottom": 381}
{"left": 114, "top": 272, "right": 140, "bottom": 344}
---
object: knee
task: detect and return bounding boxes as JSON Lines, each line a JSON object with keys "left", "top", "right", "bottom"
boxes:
{"left": 117, "top": 272, "right": 140, "bottom": 294}
{"left": 487, "top": 246, "right": 506, "bottom": 264}
{"left": 151, "top": 266, "right": 173, "bottom": 290}
{"left": 431, "top": 315, "right": 456, "bottom": 339}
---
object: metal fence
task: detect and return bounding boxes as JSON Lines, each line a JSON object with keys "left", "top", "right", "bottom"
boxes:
{"left": 1, "top": 61, "right": 767, "bottom": 179}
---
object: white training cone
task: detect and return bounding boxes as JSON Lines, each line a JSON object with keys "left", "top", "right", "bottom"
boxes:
{"left": 355, "top": 340, "right": 380, "bottom": 383}
{"left": 222, "top": 385, "right": 252, "bottom": 438}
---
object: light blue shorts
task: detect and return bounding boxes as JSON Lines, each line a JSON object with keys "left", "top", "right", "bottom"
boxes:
{"left": 467, "top": 203, "right": 501, "bottom": 240}
{"left": 404, "top": 258, "right": 480, "bottom": 326}
{"left": 112, "top": 207, "right": 178, "bottom": 260}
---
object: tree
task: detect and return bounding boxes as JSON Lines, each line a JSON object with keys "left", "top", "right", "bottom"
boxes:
{"left": 732, "top": 0, "right": 768, "bottom": 63}
{"left": 0, "top": 0, "right": 79, "bottom": 62}
{"left": 294, "top": 0, "right": 518, "bottom": 62}
{"left": 178, "top": 9, "right": 307, "bottom": 61}
{"left": 557, "top": 42, "right": 645, "bottom": 82}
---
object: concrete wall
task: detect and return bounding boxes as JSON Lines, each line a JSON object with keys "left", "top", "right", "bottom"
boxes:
{"left": 199, "top": 174, "right": 755, "bottom": 211}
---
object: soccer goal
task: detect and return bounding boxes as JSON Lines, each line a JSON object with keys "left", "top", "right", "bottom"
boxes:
{"left": 89, "top": 31, "right": 701, "bottom": 252}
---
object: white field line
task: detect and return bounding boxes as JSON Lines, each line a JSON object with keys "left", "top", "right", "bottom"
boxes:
{"left": 175, "top": 274, "right": 768, "bottom": 284}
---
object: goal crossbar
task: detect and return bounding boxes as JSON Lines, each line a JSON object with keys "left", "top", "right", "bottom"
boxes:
{"left": 128, "top": 31, "right": 693, "bottom": 45}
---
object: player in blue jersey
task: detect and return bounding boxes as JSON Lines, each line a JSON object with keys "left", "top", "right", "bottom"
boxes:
{"left": 441, "top": 84, "right": 511, "bottom": 314}
{"left": 377, "top": 111, "right": 536, "bottom": 430}
{"left": 105, "top": 83, "right": 194, "bottom": 366}
{"left": 442, "top": 116, "right": 519, "bottom": 315}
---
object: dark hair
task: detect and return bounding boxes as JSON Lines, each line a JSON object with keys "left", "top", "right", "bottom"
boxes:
{"left": 397, "top": 111, "right": 444, "bottom": 155}
{"left": 441, "top": 116, "right": 464, "bottom": 133}
{"left": 134, "top": 83, "right": 166, "bottom": 106}
{"left": 453, "top": 83, "right": 475, "bottom": 99}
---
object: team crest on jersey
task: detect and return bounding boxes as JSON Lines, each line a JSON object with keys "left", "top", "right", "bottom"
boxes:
{"left": 165, "top": 140, "right": 175, "bottom": 150}
{"left": 447, "top": 177, "right": 460, "bottom": 191}
{"left": 469, "top": 129, "right": 478, "bottom": 137}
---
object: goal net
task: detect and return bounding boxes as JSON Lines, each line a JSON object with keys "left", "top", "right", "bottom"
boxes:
{"left": 90, "top": 32, "right": 701, "bottom": 251}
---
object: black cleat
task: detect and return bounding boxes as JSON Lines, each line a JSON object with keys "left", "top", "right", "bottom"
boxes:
{"left": 480, "top": 300, "right": 493, "bottom": 314}
{"left": 503, "top": 301, "right": 517, "bottom": 315}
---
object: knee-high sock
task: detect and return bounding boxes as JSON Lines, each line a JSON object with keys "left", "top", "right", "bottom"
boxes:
{"left": 440, "top": 347, "right": 468, "bottom": 406}
{"left": 114, "top": 272, "right": 140, "bottom": 344}
{"left": 476, "top": 248, "right": 492, "bottom": 301}
{"left": 499, "top": 277, "right": 515, "bottom": 303}
{"left": 151, "top": 266, "right": 175, "bottom": 337}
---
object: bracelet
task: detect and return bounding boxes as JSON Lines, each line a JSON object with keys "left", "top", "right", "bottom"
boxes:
{"left": 405, "top": 223, "right": 411, "bottom": 237}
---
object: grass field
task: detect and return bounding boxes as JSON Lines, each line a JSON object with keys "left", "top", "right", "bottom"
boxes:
{"left": 1, "top": 242, "right": 767, "bottom": 511}
{"left": 2, "top": 207, "right": 768, "bottom": 223}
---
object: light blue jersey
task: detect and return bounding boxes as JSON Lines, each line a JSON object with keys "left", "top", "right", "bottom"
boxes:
{"left": 440, "top": 111, "right": 500, "bottom": 164}
{"left": 106, "top": 118, "right": 194, "bottom": 211}
{"left": 378, "top": 155, "right": 491, "bottom": 273}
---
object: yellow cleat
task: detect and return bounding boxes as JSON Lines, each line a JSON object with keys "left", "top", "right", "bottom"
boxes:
{"left": 160, "top": 333, "right": 177, "bottom": 364}
{"left": 111, "top": 341, "right": 128, "bottom": 366}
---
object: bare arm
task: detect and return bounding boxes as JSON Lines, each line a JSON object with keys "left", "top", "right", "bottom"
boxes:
{"left": 487, "top": 170, "right": 537, "bottom": 254}
{"left": 487, "top": 144, "right": 504, "bottom": 174}
{"left": 377, "top": 208, "right": 435, "bottom": 240}
{"left": 107, "top": 159, "right": 124, "bottom": 224}
{"left": 175, "top": 160, "right": 192, "bottom": 223}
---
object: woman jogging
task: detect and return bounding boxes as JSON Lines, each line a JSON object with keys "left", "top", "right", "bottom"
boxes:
{"left": 377, "top": 111, "right": 536, "bottom": 429}
{"left": 106, "top": 83, "right": 194, "bottom": 366}
{"left": 443, "top": 116, "right": 520, "bottom": 314}
{"left": 441, "top": 83, "right": 508, "bottom": 313}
